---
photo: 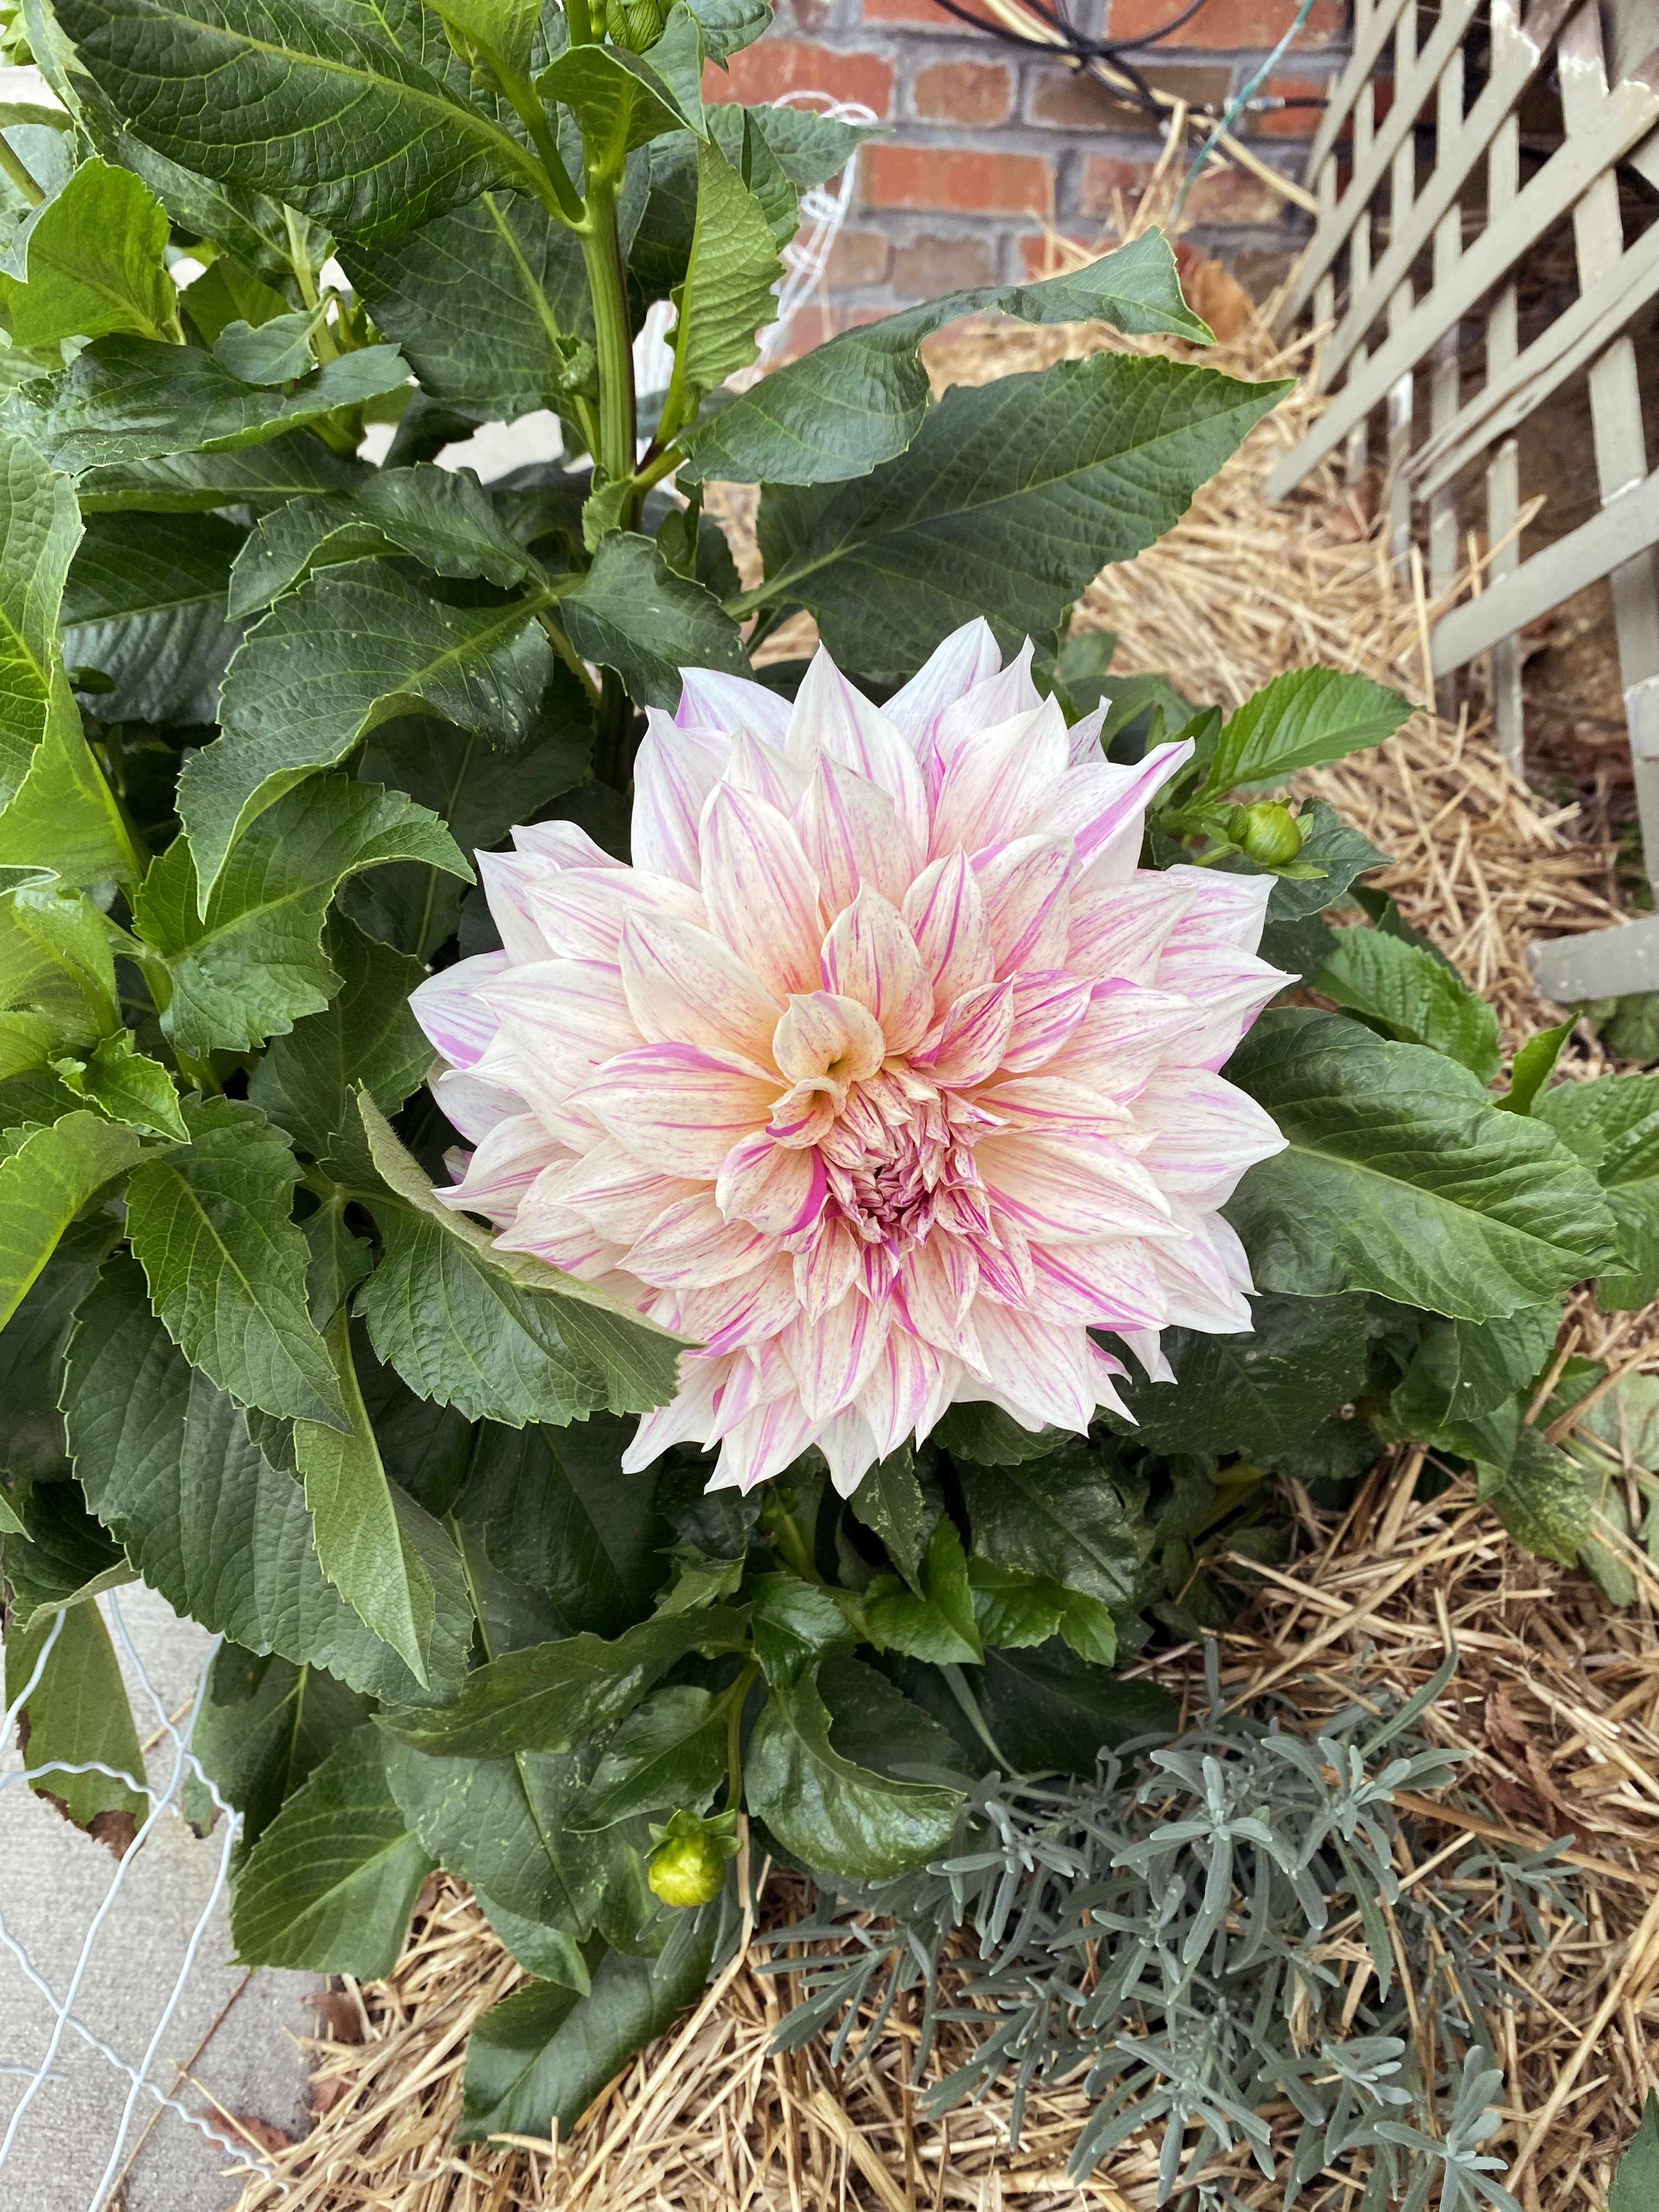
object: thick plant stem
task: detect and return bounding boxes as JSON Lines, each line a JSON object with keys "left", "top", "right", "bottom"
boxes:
{"left": 595, "top": 666, "right": 631, "bottom": 791}
{"left": 580, "top": 179, "right": 637, "bottom": 499}
{"left": 0, "top": 135, "right": 43, "bottom": 205}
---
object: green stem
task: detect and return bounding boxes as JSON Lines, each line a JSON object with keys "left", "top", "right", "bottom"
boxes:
{"left": 594, "top": 666, "right": 631, "bottom": 791}
{"left": 724, "top": 1660, "right": 758, "bottom": 1812}
{"left": 537, "top": 607, "right": 601, "bottom": 706}
{"left": 284, "top": 207, "right": 318, "bottom": 307}
{"left": 0, "top": 134, "right": 43, "bottom": 206}
{"left": 939, "top": 1661, "right": 1017, "bottom": 1773}
{"left": 580, "top": 178, "right": 637, "bottom": 496}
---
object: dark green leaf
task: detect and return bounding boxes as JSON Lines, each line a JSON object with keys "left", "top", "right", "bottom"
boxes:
{"left": 748, "top": 1570, "right": 854, "bottom": 1686}
{"left": 956, "top": 1440, "right": 1144, "bottom": 1610}
{"left": 0, "top": 156, "right": 174, "bottom": 345}
{"left": 5, "top": 1596, "right": 148, "bottom": 1836}
{"left": 562, "top": 530, "right": 747, "bottom": 709}
{"left": 934, "top": 1401, "right": 1067, "bottom": 1466}
{"left": 1480, "top": 1423, "right": 1592, "bottom": 1565}
{"left": 1390, "top": 1303, "right": 1558, "bottom": 1437}
{"left": 1109, "top": 1291, "right": 1370, "bottom": 1456}
{"left": 1198, "top": 668, "right": 1412, "bottom": 799}
{"left": 1496, "top": 1018, "right": 1575, "bottom": 1115}
{"left": 682, "top": 229, "right": 1214, "bottom": 487}
{"left": 1226, "top": 1011, "right": 1617, "bottom": 1321}
{"left": 745, "top": 1665, "right": 962, "bottom": 1880}
{"left": 748, "top": 353, "right": 1286, "bottom": 681}
{"left": 568, "top": 1683, "right": 732, "bottom": 1829}
{"left": 0, "top": 428, "right": 81, "bottom": 795}
{"left": 1221, "top": 798, "right": 1389, "bottom": 927}
{"left": 189, "top": 1646, "right": 374, "bottom": 1852}
{"left": 1610, "top": 2091, "right": 1659, "bottom": 2212}
{"left": 76, "top": 432, "right": 369, "bottom": 514}
{"left": 0, "top": 1477, "right": 133, "bottom": 1630}
{"left": 817, "top": 1654, "right": 976, "bottom": 1784}
{"left": 230, "top": 1724, "right": 435, "bottom": 1975}
{"left": 848, "top": 1447, "right": 924, "bottom": 1584}
{"left": 0, "top": 1107, "right": 140, "bottom": 1329}
{"left": 57, "top": 1032, "right": 187, "bottom": 1141}
{"left": 1313, "top": 926, "right": 1502, "bottom": 1084}
{"left": 1535, "top": 1072, "right": 1659, "bottom": 1311}
{"left": 0, "top": 1209, "right": 117, "bottom": 1478}
{"left": 978, "top": 1640, "right": 1176, "bottom": 1778}
{"left": 61, "top": 510, "right": 243, "bottom": 725}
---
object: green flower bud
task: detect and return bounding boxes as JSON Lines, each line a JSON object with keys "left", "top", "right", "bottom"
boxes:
{"left": 648, "top": 1827, "right": 726, "bottom": 1906}
{"left": 1226, "top": 800, "right": 1304, "bottom": 868}
{"left": 608, "top": 0, "right": 666, "bottom": 49}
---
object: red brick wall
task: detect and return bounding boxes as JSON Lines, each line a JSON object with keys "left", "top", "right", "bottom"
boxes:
{"left": 706, "top": 0, "right": 1348, "bottom": 338}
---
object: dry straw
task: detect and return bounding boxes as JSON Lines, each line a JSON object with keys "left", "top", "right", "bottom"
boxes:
{"left": 232, "top": 247, "right": 1656, "bottom": 2212}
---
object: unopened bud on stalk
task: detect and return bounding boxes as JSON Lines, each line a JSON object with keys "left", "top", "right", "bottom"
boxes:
{"left": 645, "top": 1807, "right": 740, "bottom": 1907}
{"left": 608, "top": 0, "right": 666, "bottom": 48}
{"left": 1226, "top": 800, "right": 1304, "bottom": 867}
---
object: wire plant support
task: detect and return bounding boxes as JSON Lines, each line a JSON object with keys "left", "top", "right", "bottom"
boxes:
{"left": 1267, "top": 0, "right": 1659, "bottom": 1003}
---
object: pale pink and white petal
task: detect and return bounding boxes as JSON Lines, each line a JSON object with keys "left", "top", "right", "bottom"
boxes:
{"left": 929, "top": 697, "right": 1070, "bottom": 858}
{"left": 723, "top": 725, "right": 808, "bottom": 814}
{"left": 494, "top": 1174, "right": 630, "bottom": 1279}
{"left": 967, "top": 1302, "right": 1097, "bottom": 1432}
{"left": 1128, "top": 1067, "right": 1286, "bottom": 1208}
{"left": 816, "top": 1403, "right": 881, "bottom": 1497}
{"left": 820, "top": 888, "right": 933, "bottom": 1054}
{"left": 1059, "top": 739, "right": 1194, "bottom": 883}
{"left": 1149, "top": 1214, "right": 1256, "bottom": 1333}
{"left": 679, "top": 1255, "right": 802, "bottom": 1355}
{"left": 432, "top": 1065, "right": 522, "bottom": 1143}
{"left": 855, "top": 1328, "right": 952, "bottom": 1460}
{"left": 794, "top": 753, "right": 922, "bottom": 912}
{"left": 972, "top": 1074, "right": 1136, "bottom": 1139}
{"left": 902, "top": 848, "right": 995, "bottom": 1013}
{"left": 621, "top": 1353, "right": 730, "bottom": 1470}
{"left": 435, "top": 1112, "right": 559, "bottom": 1223}
{"left": 792, "top": 1215, "right": 862, "bottom": 1319}
{"left": 676, "top": 667, "right": 793, "bottom": 748}
{"left": 704, "top": 1348, "right": 797, "bottom": 1446}
{"left": 926, "top": 978, "right": 1015, "bottom": 1087}
{"left": 1065, "top": 699, "right": 1108, "bottom": 768}
{"left": 476, "top": 851, "right": 558, "bottom": 964}
{"left": 1066, "top": 877, "right": 1198, "bottom": 985}
{"left": 1000, "top": 970, "right": 1095, "bottom": 1072}
{"left": 1026, "top": 1236, "right": 1167, "bottom": 1330}
{"left": 1160, "top": 861, "right": 1274, "bottom": 955}
{"left": 717, "top": 1127, "right": 828, "bottom": 1235}
{"left": 712, "top": 1393, "right": 821, "bottom": 1493}
{"left": 701, "top": 785, "right": 825, "bottom": 1000}
{"left": 772, "top": 990, "right": 885, "bottom": 1088}
{"left": 624, "top": 1192, "right": 772, "bottom": 1288}
{"left": 781, "top": 1287, "right": 886, "bottom": 1421}
{"left": 546, "top": 1137, "right": 701, "bottom": 1242}
{"left": 896, "top": 1235, "right": 982, "bottom": 1363}
{"left": 511, "top": 820, "right": 624, "bottom": 869}
{"left": 1044, "top": 980, "right": 1206, "bottom": 1101}
{"left": 631, "top": 714, "right": 728, "bottom": 887}
{"left": 768, "top": 1078, "right": 839, "bottom": 1149}
{"left": 882, "top": 618, "right": 1003, "bottom": 749}
{"left": 788, "top": 648, "right": 929, "bottom": 845}
{"left": 1151, "top": 947, "right": 1291, "bottom": 1070}
{"left": 620, "top": 911, "right": 782, "bottom": 1064}
{"left": 575, "top": 1042, "right": 777, "bottom": 1178}
{"left": 410, "top": 951, "right": 508, "bottom": 1069}
{"left": 977, "top": 1127, "right": 1175, "bottom": 1243}
{"left": 933, "top": 639, "right": 1039, "bottom": 754}
{"left": 477, "top": 958, "right": 641, "bottom": 1101}
{"left": 973, "top": 1209, "right": 1036, "bottom": 1306}
{"left": 972, "top": 836, "right": 1074, "bottom": 978}
{"left": 524, "top": 865, "right": 707, "bottom": 962}
{"left": 1120, "top": 1327, "right": 1176, "bottom": 1385}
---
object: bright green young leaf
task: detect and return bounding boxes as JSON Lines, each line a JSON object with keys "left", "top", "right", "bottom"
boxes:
{"left": 212, "top": 306, "right": 327, "bottom": 385}
{"left": 133, "top": 777, "right": 469, "bottom": 1057}
{"left": 425, "top": 0, "right": 540, "bottom": 78}
{"left": 979, "top": 1641, "right": 1177, "bottom": 1778}
{"left": 1199, "top": 667, "right": 1413, "bottom": 799}
{"left": 1110, "top": 1291, "right": 1370, "bottom": 1457}
{"left": 748, "top": 354, "right": 1286, "bottom": 681}
{"left": 0, "top": 683, "right": 146, "bottom": 890}
{"left": 76, "top": 432, "right": 369, "bottom": 514}
{"left": 230, "top": 1724, "right": 435, "bottom": 1975}
{"left": 248, "top": 912, "right": 430, "bottom": 1165}
{"left": 62, "top": 510, "right": 244, "bottom": 726}
{"left": 1534, "top": 1071, "right": 1659, "bottom": 1311}
{"left": 295, "top": 1306, "right": 468, "bottom": 1685}
{"left": 5, "top": 1597, "right": 149, "bottom": 1837}
{"left": 567, "top": 1683, "right": 732, "bottom": 1829}
{"left": 968, "top": 1563, "right": 1119, "bottom": 1668}
{"left": 0, "top": 157, "right": 174, "bottom": 347}
{"left": 1313, "top": 926, "right": 1502, "bottom": 1085}
{"left": 188, "top": 1645, "right": 374, "bottom": 1852}
{"left": 0, "top": 1108, "right": 139, "bottom": 1329}
{"left": 562, "top": 530, "right": 747, "bottom": 710}
{"left": 458, "top": 1913, "right": 717, "bottom": 2146}
{"left": 181, "top": 565, "right": 550, "bottom": 892}
{"left": 0, "top": 429, "right": 81, "bottom": 799}
{"left": 863, "top": 1513, "right": 981, "bottom": 1666}
{"left": 354, "top": 1092, "right": 686, "bottom": 1425}
{"left": 58, "top": 1030, "right": 188, "bottom": 1139}
{"left": 681, "top": 228, "right": 1213, "bottom": 487}
{"left": 228, "top": 463, "right": 539, "bottom": 618}
{"left": 744, "top": 1666, "right": 962, "bottom": 1880}
{"left": 540, "top": 38, "right": 703, "bottom": 176}
{"left": 1226, "top": 1011, "right": 1617, "bottom": 1322}
{"left": 956, "top": 1440, "right": 1145, "bottom": 1611}
{"left": 125, "top": 1093, "right": 349, "bottom": 1429}
{"left": 670, "top": 136, "right": 780, "bottom": 403}
{"left": 3, "top": 335, "right": 410, "bottom": 473}
{"left": 848, "top": 1448, "right": 925, "bottom": 1585}
{"left": 1237, "top": 797, "right": 1389, "bottom": 926}
{"left": 379, "top": 1608, "right": 751, "bottom": 1758}
{"left": 65, "top": 1260, "right": 471, "bottom": 1701}
{"left": 1496, "top": 1018, "right": 1575, "bottom": 1115}
{"left": 54, "top": 0, "right": 554, "bottom": 246}
{"left": 1610, "top": 2091, "right": 1659, "bottom": 2212}
{"left": 4, "top": 874, "right": 119, "bottom": 1026}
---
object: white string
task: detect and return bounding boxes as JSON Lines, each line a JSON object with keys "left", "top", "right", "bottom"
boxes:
{"left": 0, "top": 1598, "right": 288, "bottom": 2209}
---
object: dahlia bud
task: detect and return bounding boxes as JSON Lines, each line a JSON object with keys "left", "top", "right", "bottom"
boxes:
{"left": 1227, "top": 800, "right": 1304, "bottom": 867}
{"left": 608, "top": 0, "right": 666, "bottom": 48}
{"left": 646, "top": 1809, "right": 740, "bottom": 1907}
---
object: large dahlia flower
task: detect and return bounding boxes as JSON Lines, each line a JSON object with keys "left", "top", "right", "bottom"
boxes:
{"left": 411, "top": 622, "right": 1288, "bottom": 1495}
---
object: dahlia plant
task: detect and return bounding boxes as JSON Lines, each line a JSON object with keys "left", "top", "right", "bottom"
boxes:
{"left": 0, "top": 0, "right": 1649, "bottom": 2160}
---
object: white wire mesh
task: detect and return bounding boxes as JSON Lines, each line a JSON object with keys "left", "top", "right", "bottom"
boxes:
{"left": 0, "top": 1595, "right": 283, "bottom": 2211}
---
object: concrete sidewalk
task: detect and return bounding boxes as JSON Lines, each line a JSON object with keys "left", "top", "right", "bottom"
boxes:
{"left": 0, "top": 1585, "right": 319, "bottom": 2212}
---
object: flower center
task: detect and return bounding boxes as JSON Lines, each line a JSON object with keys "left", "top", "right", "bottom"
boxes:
{"left": 814, "top": 1066, "right": 995, "bottom": 1260}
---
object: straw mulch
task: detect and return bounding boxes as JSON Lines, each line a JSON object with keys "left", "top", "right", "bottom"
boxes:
{"left": 228, "top": 266, "right": 1659, "bottom": 2211}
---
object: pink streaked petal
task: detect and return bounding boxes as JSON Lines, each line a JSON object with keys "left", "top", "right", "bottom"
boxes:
{"left": 968, "top": 1302, "right": 1097, "bottom": 1432}
{"left": 494, "top": 1176, "right": 630, "bottom": 1279}
{"left": 816, "top": 1403, "right": 881, "bottom": 1497}
{"left": 701, "top": 785, "right": 825, "bottom": 1000}
{"left": 820, "top": 888, "right": 933, "bottom": 1054}
{"left": 1057, "top": 740, "right": 1195, "bottom": 881}
{"left": 575, "top": 1042, "right": 777, "bottom": 1178}
{"left": 793, "top": 1215, "right": 862, "bottom": 1320}
{"left": 680, "top": 1255, "right": 801, "bottom": 1355}
{"left": 677, "top": 667, "right": 794, "bottom": 748}
{"left": 620, "top": 1353, "right": 729, "bottom": 1470}
{"left": 1066, "top": 877, "right": 1198, "bottom": 985}
{"left": 620, "top": 911, "right": 782, "bottom": 1064}
{"left": 410, "top": 952, "right": 507, "bottom": 1069}
{"left": 768, "top": 1079, "right": 840, "bottom": 1149}
{"left": 717, "top": 1128, "right": 828, "bottom": 1235}
{"left": 787, "top": 649, "right": 929, "bottom": 847}
{"left": 781, "top": 1287, "right": 887, "bottom": 1421}
{"left": 1151, "top": 947, "right": 1291, "bottom": 1071}
{"left": 477, "top": 958, "right": 641, "bottom": 1101}
{"left": 723, "top": 725, "right": 808, "bottom": 814}
{"left": 435, "top": 1112, "right": 560, "bottom": 1223}
{"left": 1065, "top": 699, "right": 1108, "bottom": 768}
{"left": 929, "top": 697, "right": 1070, "bottom": 859}
{"left": 546, "top": 1137, "right": 701, "bottom": 1242}
{"left": 631, "top": 714, "right": 728, "bottom": 888}
{"left": 1087, "top": 1339, "right": 1132, "bottom": 1420}
{"left": 972, "top": 1074, "right": 1136, "bottom": 1138}
{"left": 933, "top": 638, "right": 1039, "bottom": 754}
{"left": 1150, "top": 1214, "right": 1256, "bottom": 1333}
{"left": 1000, "top": 970, "right": 1095, "bottom": 1072}
{"left": 1130, "top": 1067, "right": 1287, "bottom": 1207}
{"left": 476, "top": 850, "right": 558, "bottom": 964}
{"left": 882, "top": 618, "right": 1003, "bottom": 750}
{"left": 510, "top": 820, "right": 624, "bottom": 869}
{"left": 624, "top": 1192, "right": 774, "bottom": 1288}
{"left": 705, "top": 1348, "right": 795, "bottom": 1445}
{"left": 772, "top": 990, "right": 885, "bottom": 1088}
{"left": 977, "top": 1127, "right": 1175, "bottom": 1244}
{"left": 896, "top": 1237, "right": 982, "bottom": 1364}
{"left": 524, "top": 865, "right": 707, "bottom": 962}
{"left": 1045, "top": 979, "right": 1207, "bottom": 1101}
{"left": 974, "top": 1210, "right": 1036, "bottom": 1306}
{"left": 1120, "top": 1327, "right": 1176, "bottom": 1385}
{"left": 902, "top": 848, "right": 995, "bottom": 1014}
{"left": 794, "top": 753, "right": 922, "bottom": 912}
{"left": 432, "top": 1065, "right": 522, "bottom": 1143}
{"left": 854, "top": 1328, "right": 952, "bottom": 1460}
{"left": 926, "top": 978, "right": 1015, "bottom": 1087}
{"left": 1160, "top": 861, "right": 1275, "bottom": 955}
{"left": 1026, "top": 1237, "right": 1169, "bottom": 1330}
{"left": 972, "top": 836, "right": 1075, "bottom": 978}
{"left": 712, "top": 1392, "right": 820, "bottom": 1493}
